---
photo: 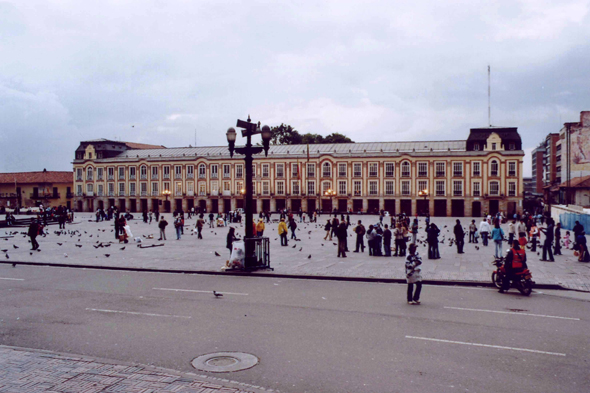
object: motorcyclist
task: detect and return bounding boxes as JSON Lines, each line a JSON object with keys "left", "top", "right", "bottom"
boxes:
{"left": 499, "top": 240, "right": 528, "bottom": 293}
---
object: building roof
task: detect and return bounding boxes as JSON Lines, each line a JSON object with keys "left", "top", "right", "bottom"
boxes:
{"left": 80, "top": 139, "right": 165, "bottom": 149}
{"left": 558, "top": 175, "right": 590, "bottom": 188}
{"left": 0, "top": 171, "right": 72, "bottom": 184}
{"left": 467, "top": 127, "right": 521, "bottom": 142}
{"left": 105, "top": 140, "right": 468, "bottom": 160}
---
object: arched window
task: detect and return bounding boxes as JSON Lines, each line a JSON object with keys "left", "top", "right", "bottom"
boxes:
{"left": 198, "top": 164, "right": 206, "bottom": 178}
{"left": 490, "top": 160, "right": 499, "bottom": 176}
{"left": 322, "top": 162, "right": 332, "bottom": 178}
{"left": 401, "top": 161, "right": 411, "bottom": 177}
{"left": 140, "top": 165, "right": 147, "bottom": 179}
{"left": 86, "top": 167, "right": 93, "bottom": 180}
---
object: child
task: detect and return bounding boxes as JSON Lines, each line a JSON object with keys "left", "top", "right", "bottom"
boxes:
{"left": 564, "top": 231, "right": 571, "bottom": 248}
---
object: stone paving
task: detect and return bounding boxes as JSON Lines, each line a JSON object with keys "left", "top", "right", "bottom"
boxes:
{"left": 0, "top": 346, "right": 267, "bottom": 392}
{"left": 2, "top": 213, "right": 590, "bottom": 292}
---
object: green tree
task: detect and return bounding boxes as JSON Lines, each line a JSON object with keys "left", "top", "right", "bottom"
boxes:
{"left": 323, "top": 132, "right": 354, "bottom": 144}
{"left": 301, "top": 133, "right": 324, "bottom": 144}
{"left": 270, "top": 124, "right": 302, "bottom": 145}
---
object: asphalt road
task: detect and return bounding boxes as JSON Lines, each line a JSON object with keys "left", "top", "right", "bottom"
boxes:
{"left": 0, "top": 265, "right": 588, "bottom": 393}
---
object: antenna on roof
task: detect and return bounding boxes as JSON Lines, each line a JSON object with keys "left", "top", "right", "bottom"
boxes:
{"left": 195, "top": 128, "right": 197, "bottom": 147}
{"left": 488, "top": 65, "right": 492, "bottom": 127}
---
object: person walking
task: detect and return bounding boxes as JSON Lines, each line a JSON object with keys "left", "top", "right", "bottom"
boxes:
{"left": 331, "top": 217, "right": 339, "bottom": 240}
{"left": 539, "top": 218, "right": 555, "bottom": 262}
{"left": 336, "top": 222, "right": 348, "bottom": 258}
{"left": 323, "top": 219, "right": 332, "bottom": 241}
{"left": 256, "top": 219, "right": 265, "bottom": 237}
{"left": 405, "top": 243, "right": 423, "bottom": 305}
{"left": 196, "top": 214, "right": 205, "bottom": 239}
{"left": 469, "top": 220, "right": 477, "bottom": 243}
{"left": 209, "top": 212, "right": 215, "bottom": 228}
{"left": 508, "top": 220, "right": 516, "bottom": 245}
{"left": 530, "top": 222, "right": 539, "bottom": 252}
{"left": 454, "top": 219, "right": 465, "bottom": 254}
{"left": 553, "top": 222, "right": 562, "bottom": 255}
{"left": 288, "top": 217, "right": 298, "bottom": 240}
{"left": 226, "top": 227, "right": 238, "bottom": 258}
{"left": 411, "top": 218, "right": 419, "bottom": 245}
{"left": 158, "top": 216, "right": 168, "bottom": 241}
{"left": 28, "top": 219, "right": 40, "bottom": 251}
{"left": 479, "top": 218, "right": 491, "bottom": 246}
{"left": 491, "top": 221, "right": 505, "bottom": 258}
{"left": 366, "top": 225, "right": 377, "bottom": 256}
{"left": 353, "top": 220, "right": 366, "bottom": 252}
{"left": 278, "top": 218, "right": 288, "bottom": 246}
{"left": 383, "top": 224, "right": 392, "bottom": 256}
{"left": 174, "top": 215, "right": 182, "bottom": 240}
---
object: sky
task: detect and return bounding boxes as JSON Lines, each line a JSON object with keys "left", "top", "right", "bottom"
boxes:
{"left": 1, "top": 0, "right": 590, "bottom": 177}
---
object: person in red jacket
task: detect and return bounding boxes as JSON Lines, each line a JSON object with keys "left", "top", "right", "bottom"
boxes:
{"left": 500, "top": 240, "right": 528, "bottom": 293}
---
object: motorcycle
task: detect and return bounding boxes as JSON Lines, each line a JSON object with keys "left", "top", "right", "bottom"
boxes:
{"left": 491, "top": 257, "right": 534, "bottom": 296}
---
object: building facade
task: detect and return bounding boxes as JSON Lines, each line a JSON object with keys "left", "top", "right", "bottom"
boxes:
{"left": 0, "top": 170, "right": 73, "bottom": 210}
{"left": 73, "top": 128, "right": 524, "bottom": 217}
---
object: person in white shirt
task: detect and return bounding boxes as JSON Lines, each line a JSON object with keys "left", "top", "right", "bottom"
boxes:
{"left": 508, "top": 220, "right": 516, "bottom": 245}
{"left": 479, "top": 218, "right": 491, "bottom": 246}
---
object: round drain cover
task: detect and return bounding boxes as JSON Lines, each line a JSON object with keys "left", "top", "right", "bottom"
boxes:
{"left": 191, "top": 352, "right": 258, "bottom": 373}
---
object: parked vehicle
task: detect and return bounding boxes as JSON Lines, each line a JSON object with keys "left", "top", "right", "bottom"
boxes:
{"left": 491, "top": 257, "right": 534, "bottom": 296}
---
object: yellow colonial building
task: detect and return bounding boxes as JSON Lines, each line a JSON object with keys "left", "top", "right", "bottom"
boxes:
{"left": 72, "top": 127, "right": 524, "bottom": 217}
{"left": 0, "top": 170, "right": 74, "bottom": 211}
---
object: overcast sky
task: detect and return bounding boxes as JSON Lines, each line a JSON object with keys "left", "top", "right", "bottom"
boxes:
{"left": 2, "top": 0, "right": 590, "bottom": 176}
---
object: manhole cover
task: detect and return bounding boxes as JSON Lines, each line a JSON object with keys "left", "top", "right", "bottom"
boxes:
{"left": 191, "top": 352, "right": 258, "bottom": 373}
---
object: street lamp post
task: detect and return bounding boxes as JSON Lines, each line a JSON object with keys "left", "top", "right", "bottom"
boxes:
{"left": 324, "top": 188, "right": 336, "bottom": 214}
{"left": 163, "top": 189, "right": 171, "bottom": 212}
{"left": 227, "top": 115, "right": 272, "bottom": 270}
{"left": 418, "top": 189, "right": 429, "bottom": 216}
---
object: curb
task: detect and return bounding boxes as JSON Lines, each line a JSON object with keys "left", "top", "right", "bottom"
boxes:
{"left": 0, "top": 344, "right": 276, "bottom": 393}
{"left": 0, "top": 260, "right": 569, "bottom": 291}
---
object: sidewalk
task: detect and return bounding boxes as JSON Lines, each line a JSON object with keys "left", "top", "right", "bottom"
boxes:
{"left": 2, "top": 214, "right": 590, "bottom": 292}
{"left": 0, "top": 345, "right": 268, "bottom": 393}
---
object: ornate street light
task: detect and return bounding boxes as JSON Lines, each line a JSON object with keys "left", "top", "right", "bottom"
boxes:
{"left": 226, "top": 115, "right": 273, "bottom": 270}
{"left": 324, "top": 188, "right": 336, "bottom": 213}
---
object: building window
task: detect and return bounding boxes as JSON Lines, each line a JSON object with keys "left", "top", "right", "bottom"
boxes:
{"left": 369, "top": 163, "right": 378, "bottom": 177}
{"left": 435, "top": 180, "right": 445, "bottom": 196}
{"left": 338, "top": 163, "right": 347, "bottom": 177}
{"left": 418, "top": 180, "right": 428, "bottom": 194}
{"left": 472, "top": 181, "right": 481, "bottom": 197}
{"left": 276, "top": 164, "right": 284, "bottom": 178}
{"left": 163, "top": 182, "right": 170, "bottom": 193}
{"left": 453, "top": 180, "right": 463, "bottom": 196}
{"left": 118, "top": 167, "right": 125, "bottom": 180}
{"left": 338, "top": 181, "right": 347, "bottom": 195}
{"left": 140, "top": 183, "right": 147, "bottom": 196}
{"left": 473, "top": 144, "right": 480, "bottom": 151}
{"left": 76, "top": 168, "right": 83, "bottom": 181}
{"left": 107, "top": 183, "right": 114, "bottom": 196}
{"left": 509, "top": 143, "right": 515, "bottom": 150}
{"left": 261, "top": 164, "right": 269, "bottom": 178}
{"left": 490, "top": 160, "right": 499, "bottom": 176}
{"left": 235, "top": 164, "right": 243, "bottom": 179}
{"left": 210, "top": 181, "right": 219, "bottom": 196}
{"left": 235, "top": 182, "right": 243, "bottom": 195}
{"left": 276, "top": 181, "right": 285, "bottom": 195}
{"left": 187, "top": 182, "right": 194, "bottom": 196}
{"left": 307, "top": 181, "right": 315, "bottom": 195}
{"left": 369, "top": 181, "right": 378, "bottom": 195}
{"left": 176, "top": 182, "right": 183, "bottom": 196}
{"left": 417, "top": 162, "right": 428, "bottom": 177}
{"left": 187, "top": 165, "right": 194, "bottom": 179}
{"left": 252, "top": 164, "right": 256, "bottom": 177}
{"left": 129, "top": 183, "right": 136, "bottom": 196}
{"left": 307, "top": 163, "right": 315, "bottom": 178}
{"left": 508, "top": 182, "right": 516, "bottom": 197}
{"left": 163, "top": 166, "right": 170, "bottom": 179}
{"left": 198, "top": 164, "right": 206, "bottom": 178}
{"left": 385, "top": 180, "right": 394, "bottom": 195}
{"left": 86, "top": 167, "right": 93, "bottom": 181}
{"left": 401, "top": 180, "right": 411, "bottom": 195}
{"left": 129, "top": 166, "right": 136, "bottom": 179}
{"left": 292, "top": 181, "right": 299, "bottom": 195}
{"left": 508, "top": 162, "right": 516, "bottom": 177}
{"left": 472, "top": 162, "right": 481, "bottom": 177}
{"left": 86, "top": 183, "right": 93, "bottom": 195}
{"left": 291, "top": 163, "right": 298, "bottom": 178}
{"left": 223, "top": 164, "right": 231, "bottom": 178}
{"left": 97, "top": 167, "right": 104, "bottom": 180}
{"left": 489, "top": 181, "right": 499, "bottom": 196}
{"left": 139, "top": 166, "right": 147, "bottom": 180}
{"left": 322, "top": 162, "right": 332, "bottom": 178}
{"left": 98, "top": 184, "right": 104, "bottom": 197}
{"left": 175, "top": 165, "right": 183, "bottom": 179}
{"left": 322, "top": 181, "right": 331, "bottom": 194}
{"left": 108, "top": 167, "right": 114, "bottom": 180}
{"left": 401, "top": 161, "right": 411, "bottom": 177}
{"left": 210, "top": 165, "right": 218, "bottom": 179}
{"left": 77, "top": 184, "right": 83, "bottom": 196}
{"left": 492, "top": 143, "right": 497, "bottom": 150}
{"left": 353, "top": 180, "right": 362, "bottom": 196}
{"left": 350, "top": 163, "right": 361, "bottom": 178}
{"left": 385, "top": 162, "right": 395, "bottom": 178}
{"left": 151, "top": 182, "right": 159, "bottom": 196}
{"left": 453, "top": 162, "right": 463, "bottom": 177}
{"left": 151, "top": 166, "right": 158, "bottom": 180}
{"left": 435, "top": 162, "right": 445, "bottom": 177}
{"left": 198, "top": 183, "right": 206, "bottom": 196}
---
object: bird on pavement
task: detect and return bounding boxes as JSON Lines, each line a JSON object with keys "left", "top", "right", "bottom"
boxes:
{"left": 57, "top": 243, "right": 63, "bottom": 246}
{"left": 213, "top": 291, "right": 223, "bottom": 298}
{"left": 120, "top": 247, "right": 125, "bottom": 250}
{"left": 308, "top": 254, "right": 312, "bottom": 259}
{"left": 292, "top": 245, "right": 296, "bottom": 248}
{"left": 104, "top": 254, "right": 110, "bottom": 257}
{"left": 13, "top": 245, "right": 18, "bottom": 249}
{"left": 75, "top": 244, "right": 82, "bottom": 248}
{"left": 214, "top": 251, "right": 221, "bottom": 256}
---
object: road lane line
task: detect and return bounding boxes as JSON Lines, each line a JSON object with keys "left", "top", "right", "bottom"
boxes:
{"left": 86, "top": 308, "right": 191, "bottom": 319}
{"left": 0, "top": 277, "right": 24, "bottom": 281}
{"left": 405, "top": 336, "right": 566, "bottom": 356}
{"left": 153, "top": 288, "right": 249, "bottom": 296}
{"left": 444, "top": 306, "right": 580, "bottom": 321}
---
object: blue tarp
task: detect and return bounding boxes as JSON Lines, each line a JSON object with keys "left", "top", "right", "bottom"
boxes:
{"left": 560, "top": 213, "right": 590, "bottom": 231}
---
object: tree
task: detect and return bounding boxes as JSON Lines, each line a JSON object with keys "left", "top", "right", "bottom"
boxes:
{"left": 269, "top": 124, "right": 354, "bottom": 145}
{"left": 323, "top": 133, "right": 354, "bottom": 144}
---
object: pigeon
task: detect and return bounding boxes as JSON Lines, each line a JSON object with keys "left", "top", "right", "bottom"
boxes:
{"left": 57, "top": 243, "right": 63, "bottom": 246}
{"left": 5, "top": 253, "right": 8, "bottom": 259}
{"left": 75, "top": 244, "right": 82, "bottom": 248}
{"left": 0, "top": 249, "right": 6, "bottom": 252}
{"left": 475, "top": 246, "right": 479, "bottom": 250}
{"left": 321, "top": 244, "right": 324, "bottom": 246}
{"left": 299, "top": 247, "right": 303, "bottom": 252}
{"left": 120, "top": 247, "right": 125, "bottom": 250}
{"left": 214, "top": 251, "right": 221, "bottom": 256}
{"left": 213, "top": 291, "right": 223, "bottom": 298}
{"left": 307, "top": 254, "right": 312, "bottom": 259}
{"left": 333, "top": 243, "right": 337, "bottom": 246}
{"left": 292, "top": 245, "right": 296, "bottom": 248}
{"left": 30, "top": 252, "right": 33, "bottom": 256}
{"left": 13, "top": 245, "right": 18, "bottom": 249}
{"left": 104, "top": 254, "right": 110, "bottom": 257}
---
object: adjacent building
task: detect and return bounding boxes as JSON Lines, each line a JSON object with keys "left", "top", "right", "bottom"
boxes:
{"left": 72, "top": 127, "right": 524, "bottom": 217}
{"left": 0, "top": 170, "right": 73, "bottom": 210}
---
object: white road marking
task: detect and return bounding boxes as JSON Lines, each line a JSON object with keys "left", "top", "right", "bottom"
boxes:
{"left": 153, "top": 288, "right": 249, "bottom": 296}
{"left": 444, "top": 306, "right": 580, "bottom": 321}
{"left": 86, "top": 308, "right": 191, "bottom": 318}
{"left": 405, "top": 336, "right": 566, "bottom": 357}
{"left": 0, "top": 277, "right": 24, "bottom": 281}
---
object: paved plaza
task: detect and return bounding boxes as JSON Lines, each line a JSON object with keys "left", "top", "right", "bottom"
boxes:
{"left": 2, "top": 213, "right": 590, "bottom": 291}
